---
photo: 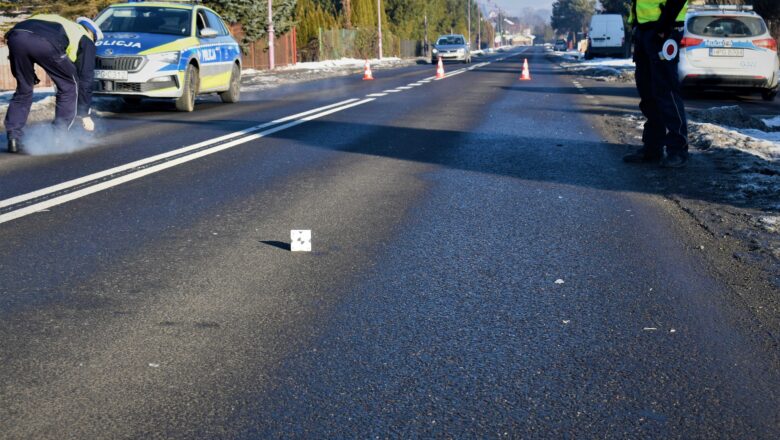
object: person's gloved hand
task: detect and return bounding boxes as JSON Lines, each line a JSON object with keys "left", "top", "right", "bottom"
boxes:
{"left": 655, "top": 23, "right": 672, "bottom": 41}
{"left": 81, "top": 116, "right": 95, "bottom": 132}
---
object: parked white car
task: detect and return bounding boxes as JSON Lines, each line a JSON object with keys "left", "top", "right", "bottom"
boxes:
{"left": 679, "top": 4, "right": 779, "bottom": 101}
{"left": 586, "top": 14, "right": 629, "bottom": 59}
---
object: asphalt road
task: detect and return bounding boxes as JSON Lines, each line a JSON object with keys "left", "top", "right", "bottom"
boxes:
{"left": 1, "top": 47, "right": 779, "bottom": 438}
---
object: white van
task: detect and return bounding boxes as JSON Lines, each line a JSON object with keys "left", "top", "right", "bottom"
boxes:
{"left": 586, "top": 14, "right": 629, "bottom": 59}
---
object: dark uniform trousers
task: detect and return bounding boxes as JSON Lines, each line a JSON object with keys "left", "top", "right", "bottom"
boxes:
{"left": 4, "top": 30, "right": 79, "bottom": 140}
{"left": 633, "top": 27, "right": 688, "bottom": 157}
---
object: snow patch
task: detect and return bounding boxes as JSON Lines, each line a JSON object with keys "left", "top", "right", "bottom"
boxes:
{"left": 763, "top": 115, "right": 780, "bottom": 128}
{"left": 558, "top": 55, "right": 635, "bottom": 82}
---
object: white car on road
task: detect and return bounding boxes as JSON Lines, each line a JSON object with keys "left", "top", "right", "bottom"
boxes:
{"left": 679, "top": 5, "right": 779, "bottom": 101}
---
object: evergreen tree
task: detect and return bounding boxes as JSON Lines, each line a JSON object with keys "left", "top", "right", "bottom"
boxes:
{"left": 206, "top": 0, "right": 296, "bottom": 47}
{"left": 552, "top": 0, "right": 596, "bottom": 35}
{"left": 599, "top": 0, "right": 630, "bottom": 16}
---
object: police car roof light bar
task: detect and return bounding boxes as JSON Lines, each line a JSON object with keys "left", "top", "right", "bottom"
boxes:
{"left": 688, "top": 4, "right": 754, "bottom": 13}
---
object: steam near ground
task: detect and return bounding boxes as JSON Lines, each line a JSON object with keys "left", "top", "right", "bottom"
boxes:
{"left": 0, "top": 94, "right": 98, "bottom": 155}
{"left": 18, "top": 123, "right": 98, "bottom": 155}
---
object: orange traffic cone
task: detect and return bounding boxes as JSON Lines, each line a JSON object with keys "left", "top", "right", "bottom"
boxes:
{"left": 436, "top": 56, "right": 445, "bottom": 79}
{"left": 519, "top": 58, "right": 531, "bottom": 81}
{"left": 363, "top": 60, "right": 374, "bottom": 80}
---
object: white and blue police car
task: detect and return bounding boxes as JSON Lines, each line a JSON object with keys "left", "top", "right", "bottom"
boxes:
{"left": 679, "top": 4, "right": 779, "bottom": 101}
{"left": 93, "top": 0, "right": 242, "bottom": 111}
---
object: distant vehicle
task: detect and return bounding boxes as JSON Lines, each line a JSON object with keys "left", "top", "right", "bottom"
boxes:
{"left": 679, "top": 4, "right": 779, "bottom": 101}
{"left": 586, "top": 14, "right": 629, "bottom": 59}
{"left": 431, "top": 34, "right": 471, "bottom": 64}
{"left": 93, "top": 1, "right": 242, "bottom": 112}
{"left": 553, "top": 39, "right": 568, "bottom": 52}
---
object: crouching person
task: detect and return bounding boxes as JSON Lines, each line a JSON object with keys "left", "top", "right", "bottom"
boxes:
{"left": 4, "top": 15, "right": 102, "bottom": 153}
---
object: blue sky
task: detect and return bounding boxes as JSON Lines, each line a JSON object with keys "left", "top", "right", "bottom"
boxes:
{"left": 492, "top": 0, "right": 554, "bottom": 16}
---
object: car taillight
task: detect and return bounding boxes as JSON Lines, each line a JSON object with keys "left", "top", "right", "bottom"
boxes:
{"left": 680, "top": 37, "right": 703, "bottom": 48}
{"left": 753, "top": 38, "right": 778, "bottom": 51}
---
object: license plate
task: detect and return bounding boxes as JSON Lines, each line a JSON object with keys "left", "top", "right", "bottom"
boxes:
{"left": 710, "top": 48, "right": 744, "bottom": 57}
{"left": 94, "top": 70, "right": 128, "bottom": 81}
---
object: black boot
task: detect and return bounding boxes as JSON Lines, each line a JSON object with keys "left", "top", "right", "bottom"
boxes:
{"left": 623, "top": 147, "right": 662, "bottom": 163}
{"left": 7, "top": 138, "right": 21, "bottom": 154}
{"left": 660, "top": 154, "right": 689, "bottom": 168}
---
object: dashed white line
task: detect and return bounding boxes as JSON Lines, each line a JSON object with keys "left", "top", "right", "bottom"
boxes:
{"left": 367, "top": 93, "right": 388, "bottom": 97}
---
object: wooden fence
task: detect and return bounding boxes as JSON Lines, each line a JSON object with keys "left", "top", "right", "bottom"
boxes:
{"left": 230, "top": 25, "right": 297, "bottom": 70}
{"left": 0, "top": 45, "right": 54, "bottom": 91}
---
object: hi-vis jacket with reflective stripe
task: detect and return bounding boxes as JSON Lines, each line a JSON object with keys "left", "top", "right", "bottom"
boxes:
{"left": 27, "top": 14, "right": 93, "bottom": 62}
{"left": 630, "top": 0, "right": 688, "bottom": 26}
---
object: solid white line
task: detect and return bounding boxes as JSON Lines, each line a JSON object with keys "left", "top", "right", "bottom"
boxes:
{"left": 367, "top": 93, "right": 387, "bottom": 97}
{"left": 0, "top": 99, "right": 374, "bottom": 224}
{"left": 0, "top": 99, "right": 359, "bottom": 210}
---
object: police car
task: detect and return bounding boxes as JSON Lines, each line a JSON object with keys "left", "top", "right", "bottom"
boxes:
{"left": 679, "top": 4, "right": 779, "bottom": 101}
{"left": 93, "top": 0, "right": 242, "bottom": 111}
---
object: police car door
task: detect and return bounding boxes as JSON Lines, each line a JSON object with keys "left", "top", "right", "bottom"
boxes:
{"left": 195, "top": 8, "right": 230, "bottom": 92}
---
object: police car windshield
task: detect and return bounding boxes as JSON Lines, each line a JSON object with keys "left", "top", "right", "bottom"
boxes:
{"left": 687, "top": 15, "right": 767, "bottom": 38}
{"left": 96, "top": 7, "right": 192, "bottom": 36}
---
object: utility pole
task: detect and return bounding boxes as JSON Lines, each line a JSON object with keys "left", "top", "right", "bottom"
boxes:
{"left": 342, "top": 0, "right": 352, "bottom": 29}
{"left": 377, "top": 0, "right": 383, "bottom": 59}
{"left": 468, "top": 0, "right": 471, "bottom": 47}
{"left": 424, "top": 14, "right": 429, "bottom": 57}
{"left": 477, "top": 6, "right": 481, "bottom": 50}
{"left": 267, "top": 0, "right": 275, "bottom": 69}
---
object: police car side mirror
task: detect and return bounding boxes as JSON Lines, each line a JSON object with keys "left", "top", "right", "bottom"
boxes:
{"left": 200, "top": 28, "right": 218, "bottom": 38}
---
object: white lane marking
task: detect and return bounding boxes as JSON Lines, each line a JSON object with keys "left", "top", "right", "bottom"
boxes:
{"left": 586, "top": 95, "right": 596, "bottom": 100}
{"left": 367, "top": 93, "right": 388, "bottom": 97}
{"left": 0, "top": 99, "right": 360, "bottom": 211}
{"left": 396, "top": 86, "right": 412, "bottom": 90}
{"left": 445, "top": 69, "right": 468, "bottom": 78}
{"left": 0, "top": 99, "right": 374, "bottom": 224}
{"left": 408, "top": 83, "right": 423, "bottom": 87}
{"left": 383, "top": 89, "right": 402, "bottom": 93}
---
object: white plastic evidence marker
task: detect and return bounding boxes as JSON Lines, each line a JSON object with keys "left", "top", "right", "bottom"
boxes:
{"left": 291, "top": 230, "right": 312, "bottom": 252}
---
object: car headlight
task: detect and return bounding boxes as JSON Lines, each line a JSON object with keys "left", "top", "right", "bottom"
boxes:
{"left": 432, "top": 48, "right": 438, "bottom": 54}
{"left": 457, "top": 48, "right": 465, "bottom": 53}
{"left": 146, "top": 51, "right": 180, "bottom": 64}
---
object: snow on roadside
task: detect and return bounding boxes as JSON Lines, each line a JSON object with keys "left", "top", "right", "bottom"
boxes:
{"left": 763, "top": 115, "right": 780, "bottom": 128}
{"left": 0, "top": 89, "right": 56, "bottom": 129}
{"left": 624, "top": 108, "right": 780, "bottom": 210}
{"left": 560, "top": 56, "right": 635, "bottom": 82}
{"left": 686, "top": 107, "right": 779, "bottom": 208}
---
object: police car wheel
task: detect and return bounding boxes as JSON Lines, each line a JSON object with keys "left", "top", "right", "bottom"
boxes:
{"left": 761, "top": 89, "right": 777, "bottom": 102}
{"left": 175, "top": 64, "right": 199, "bottom": 112}
{"left": 219, "top": 64, "right": 241, "bottom": 104}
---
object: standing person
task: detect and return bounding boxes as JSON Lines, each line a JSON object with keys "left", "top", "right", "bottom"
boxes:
{"left": 624, "top": 0, "right": 689, "bottom": 168}
{"left": 3, "top": 15, "right": 102, "bottom": 153}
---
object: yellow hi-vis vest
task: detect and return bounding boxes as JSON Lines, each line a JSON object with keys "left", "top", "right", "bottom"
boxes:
{"left": 28, "top": 14, "right": 93, "bottom": 62}
{"left": 630, "top": 1, "right": 688, "bottom": 25}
